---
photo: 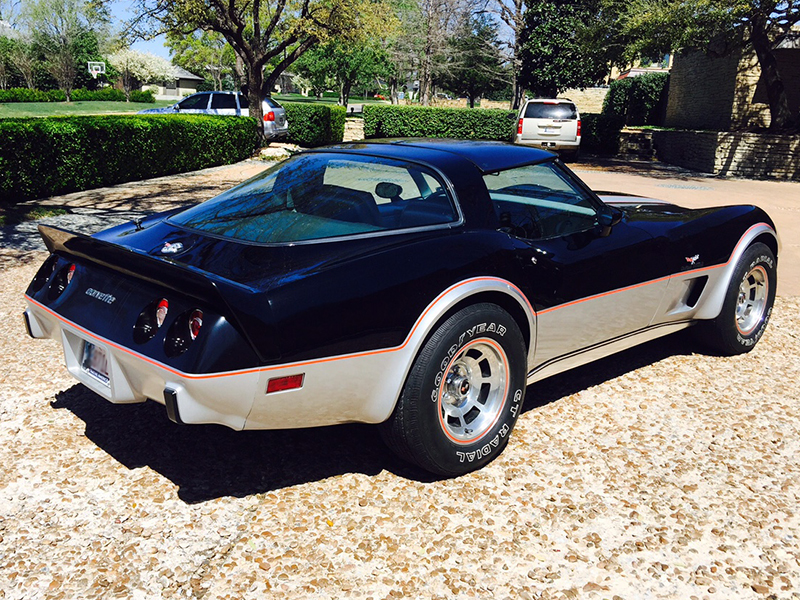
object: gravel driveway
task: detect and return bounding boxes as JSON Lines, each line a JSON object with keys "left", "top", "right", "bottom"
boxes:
{"left": 2, "top": 159, "right": 799, "bottom": 599}
{"left": 2, "top": 257, "right": 799, "bottom": 599}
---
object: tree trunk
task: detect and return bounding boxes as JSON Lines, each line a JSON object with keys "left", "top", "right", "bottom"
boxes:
{"left": 511, "top": 73, "right": 524, "bottom": 110}
{"left": 750, "top": 22, "right": 797, "bottom": 131}
{"left": 339, "top": 80, "right": 352, "bottom": 107}
{"left": 249, "top": 64, "right": 266, "bottom": 143}
{"left": 389, "top": 77, "right": 399, "bottom": 104}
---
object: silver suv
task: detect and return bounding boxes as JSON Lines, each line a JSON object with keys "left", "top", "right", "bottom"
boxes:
{"left": 515, "top": 99, "right": 581, "bottom": 160}
{"left": 139, "top": 91, "right": 289, "bottom": 140}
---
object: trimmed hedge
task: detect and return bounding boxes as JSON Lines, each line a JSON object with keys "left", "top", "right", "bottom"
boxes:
{"left": 602, "top": 72, "right": 669, "bottom": 126}
{"left": 581, "top": 113, "right": 625, "bottom": 155}
{"left": 363, "top": 104, "right": 517, "bottom": 141}
{"left": 284, "top": 102, "right": 346, "bottom": 147}
{"left": 0, "top": 88, "right": 67, "bottom": 102}
{"left": 0, "top": 87, "right": 155, "bottom": 103}
{"left": 0, "top": 115, "right": 260, "bottom": 202}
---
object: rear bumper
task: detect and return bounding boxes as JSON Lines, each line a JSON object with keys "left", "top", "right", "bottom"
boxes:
{"left": 514, "top": 136, "right": 580, "bottom": 152}
{"left": 24, "top": 295, "right": 407, "bottom": 431}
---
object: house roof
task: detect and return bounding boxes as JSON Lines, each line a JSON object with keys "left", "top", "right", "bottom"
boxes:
{"left": 172, "top": 65, "right": 204, "bottom": 81}
{"left": 774, "top": 31, "right": 800, "bottom": 50}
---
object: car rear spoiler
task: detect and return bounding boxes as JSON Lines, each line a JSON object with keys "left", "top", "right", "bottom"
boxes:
{"left": 38, "top": 225, "right": 275, "bottom": 363}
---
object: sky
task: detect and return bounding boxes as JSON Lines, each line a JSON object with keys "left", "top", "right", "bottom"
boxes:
{"left": 109, "top": 1, "right": 171, "bottom": 60}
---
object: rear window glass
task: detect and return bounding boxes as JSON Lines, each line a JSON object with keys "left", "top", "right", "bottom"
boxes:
{"left": 170, "top": 153, "right": 458, "bottom": 244}
{"left": 237, "top": 93, "right": 249, "bottom": 109}
{"left": 264, "top": 97, "right": 282, "bottom": 109}
{"left": 523, "top": 102, "right": 577, "bottom": 120}
{"left": 210, "top": 93, "right": 238, "bottom": 109}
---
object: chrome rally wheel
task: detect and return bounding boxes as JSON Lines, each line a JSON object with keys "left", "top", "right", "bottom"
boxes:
{"left": 380, "top": 303, "right": 527, "bottom": 477}
{"left": 697, "top": 242, "right": 776, "bottom": 355}
{"left": 735, "top": 265, "right": 768, "bottom": 334}
{"left": 438, "top": 340, "right": 509, "bottom": 444}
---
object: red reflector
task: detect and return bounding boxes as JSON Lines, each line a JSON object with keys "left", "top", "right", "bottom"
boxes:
{"left": 577, "top": 119, "right": 581, "bottom": 136}
{"left": 517, "top": 118, "right": 523, "bottom": 135}
{"left": 263, "top": 111, "right": 275, "bottom": 122}
{"left": 267, "top": 374, "right": 304, "bottom": 394}
{"left": 66, "top": 263, "right": 76, "bottom": 284}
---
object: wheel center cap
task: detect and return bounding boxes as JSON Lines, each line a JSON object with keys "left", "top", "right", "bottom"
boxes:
{"left": 460, "top": 380, "right": 470, "bottom": 394}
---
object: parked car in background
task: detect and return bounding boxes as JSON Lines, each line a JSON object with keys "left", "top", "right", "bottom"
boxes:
{"left": 515, "top": 99, "right": 581, "bottom": 160}
{"left": 138, "top": 91, "right": 289, "bottom": 140}
{"left": 24, "top": 141, "right": 778, "bottom": 477}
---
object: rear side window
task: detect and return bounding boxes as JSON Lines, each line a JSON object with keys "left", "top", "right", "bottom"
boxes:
{"left": 264, "top": 97, "right": 282, "bottom": 109}
{"left": 523, "top": 102, "right": 577, "bottom": 120}
{"left": 484, "top": 161, "right": 597, "bottom": 240}
{"left": 170, "top": 153, "right": 458, "bottom": 244}
{"left": 237, "top": 93, "right": 249, "bottom": 109}
{"left": 178, "top": 94, "right": 210, "bottom": 110}
{"left": 210, "top": 93, "right": 238, "bottom": 109}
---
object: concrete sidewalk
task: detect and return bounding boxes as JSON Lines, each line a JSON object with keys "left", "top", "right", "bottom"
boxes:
{"left": 2, "top": 155, "right": 797, "bottom": 294}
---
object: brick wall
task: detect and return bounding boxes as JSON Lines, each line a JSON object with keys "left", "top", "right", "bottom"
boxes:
{"left": 558, "top": 87, "right": 609, "bottom": 115}
{"left": 653, "top": 130, "right": 800, "bottom": 179}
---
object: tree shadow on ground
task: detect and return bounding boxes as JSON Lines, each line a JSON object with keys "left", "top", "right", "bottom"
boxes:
{"left": 51, "top": 331, "right": 696, "bottom": 503}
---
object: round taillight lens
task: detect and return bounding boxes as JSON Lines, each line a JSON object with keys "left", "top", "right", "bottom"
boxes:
{"left": 189, "top": 310, "right": 203, "bottom": 340}
{"left": 47, "top": 263, "right": 76, "bottom": 300}
{"left": 164, "top": 308, "right": 204, "bottom": 357}
{"left": 30, "top": 255, "right": 59, "bottom": 293}
{"left": 133, "top": 298, "right": 169, "bottom": 344}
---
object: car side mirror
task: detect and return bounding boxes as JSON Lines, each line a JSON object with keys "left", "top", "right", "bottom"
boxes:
{"left": 597, "top": 206, "right": 622, "bottom": 237}
{"left": 173, "top": 105, "right": 180, "bottom": 111}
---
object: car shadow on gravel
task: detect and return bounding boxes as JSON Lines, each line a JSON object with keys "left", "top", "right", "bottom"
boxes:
{"left": 51, "top": 385, "right": 436, "bottom": 504}
{"left": 51, "top": 331, "right": 695, "bottom": 503}
{"left": 522, "top": 330, "right": 695, "bottom": 413}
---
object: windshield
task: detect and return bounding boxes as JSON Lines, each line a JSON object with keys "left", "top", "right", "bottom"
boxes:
{"left": 170, "top": 153, "right": 458, "bottom": 244}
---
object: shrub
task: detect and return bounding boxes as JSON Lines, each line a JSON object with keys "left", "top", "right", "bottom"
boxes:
{"left": 580, "top": 113, "right": 625, "bottom": 155}
{"left": 602, "top": 73, "right": 669, "bottom": 126}
{"left": 283, "top": 103, "right": 346, "bottom": 147}
{"left": 71, "top": 87, "right": 128, "bottom": 102}
{"left": 0, "top": 115, "right": 260, "bottom": 202}
{"left": 363, "top": 104, "right": 517, "bottom": 141}
{"left": 129, "top": 89, "right": 156, "bottom": 103}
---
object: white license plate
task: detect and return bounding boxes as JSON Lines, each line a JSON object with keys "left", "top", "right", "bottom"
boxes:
{"left": 81, "top": 342, "right": 110, "bottom": 386}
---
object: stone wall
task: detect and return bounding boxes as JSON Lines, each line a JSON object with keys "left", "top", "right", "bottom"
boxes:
{"left": 666, "top": 46, "right": 800, "bottom": 130}
{"left": 558, "top": 87, "right": 609, "bottom": 115}
{"left": 653, "top": 130, "right": 800, "bottom": 179}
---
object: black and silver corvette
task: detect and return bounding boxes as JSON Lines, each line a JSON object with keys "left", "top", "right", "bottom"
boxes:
{"left": 24, "top": 140, "right": 779, "bottom": 476}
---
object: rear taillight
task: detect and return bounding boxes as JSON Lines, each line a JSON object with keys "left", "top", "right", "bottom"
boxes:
{"left": 133, "top": 298, "right": 169, "bottom": 344}
{"left": 164, "top": 308, "right": 204, "bottom": 357}
{"left": 47, "top": 263, "right": 75, "bottom": 300}
{"left": 517, "top": 118, "right": 523, "bottom": 135}
{"left": 189, "top": 310, "right": 203, "bottom": 340}
{"left": 577, "top": 119, "right": 581, "bottom": 137}
{"left": 30, "top": 255, "right": 58, "bottom": 293}
{"left": 263, "top": 111, "right": 275, "bottom": 122}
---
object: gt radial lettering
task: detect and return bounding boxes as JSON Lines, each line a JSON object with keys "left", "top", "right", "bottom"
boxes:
{"left": 85, "top": 288, "right": 116, "bottom": 304}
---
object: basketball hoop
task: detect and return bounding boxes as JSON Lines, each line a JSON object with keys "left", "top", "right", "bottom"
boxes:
{"left": 88, "top": 61, "right": 106, "bottom": 80}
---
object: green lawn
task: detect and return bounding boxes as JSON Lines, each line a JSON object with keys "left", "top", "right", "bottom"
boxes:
{"left": 0, "top": 100, "right": 176, "bottom": 118}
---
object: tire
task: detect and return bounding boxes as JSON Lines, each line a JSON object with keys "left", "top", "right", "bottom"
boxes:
{"left": 695, "top": 242, "right": 776, "bottom": 355}
{"left": 380, "top": 303, "right": 527, "bottom": 476}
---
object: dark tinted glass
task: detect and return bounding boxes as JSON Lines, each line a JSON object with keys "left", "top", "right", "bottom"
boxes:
{"left": 237, "top": 93, "right": 249, "bottom": 109}
{"left": 178, "top": 94, "right": 210, "bottom": 110}
{"left": 170, "top": 153, "right": 457, "bottom": 244}
{"left": 523, "top": 102, "right": 577, "bottom": 119}
{"left": 210, "top": 93, "right": 238, "bottom": 109}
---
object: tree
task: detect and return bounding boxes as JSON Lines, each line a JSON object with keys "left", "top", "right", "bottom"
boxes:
{"left": 20, "top": 0, "right": 109, "bottom": 99}
{"left": 518, "top": 0, "right": 608, "bottom": 98}
{"left": 107, "top": 48, "right": 173, "bottom": 100}
{"left": 414, "top": 0, "right": 467, "bottom": 105}
{"left": 166, "top": 30, "right": 236, "bottom": 91}
{"left": 132, "top": 0, "right": 393, "bottom": 129}
{"left": 483, "top": 0, "right": 527, "bottom": 109}
{"left": 439, "top": 13, "right": 507, "bottom": 107}
{"left": 296, "top": 38, "right": 390, "bottom": 105}
{"left": 10, "top": 38, "right": 35, "bottom": 88}
{"left": 611, "top": 0, "right": 800, "bottom": 131}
